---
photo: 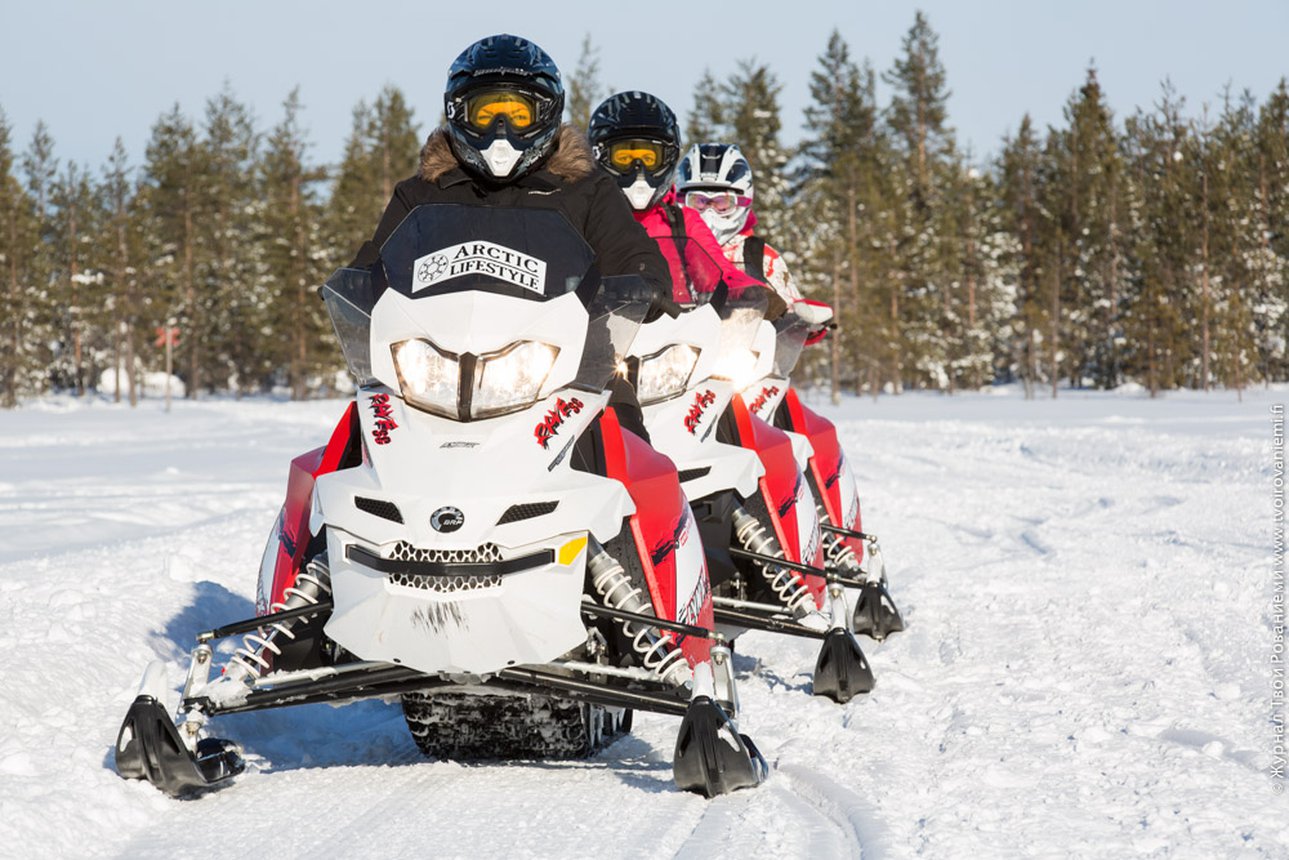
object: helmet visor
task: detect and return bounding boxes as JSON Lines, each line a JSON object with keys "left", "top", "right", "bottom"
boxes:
{"left": 466, "top": 89, "right": 538, "bottom": 131}
{"left": 606, "top": 139, "right": 665, "bottom": 173}
{"left": 684, "top": 190, "right": 751, "bottom": 214}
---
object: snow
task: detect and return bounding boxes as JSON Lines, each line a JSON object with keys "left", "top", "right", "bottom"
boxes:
{"left": 0, "top": 387, "right": 1284, "bottom": 858}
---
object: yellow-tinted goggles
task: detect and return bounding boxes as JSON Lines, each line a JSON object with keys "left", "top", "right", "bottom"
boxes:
{"left": 466, "top": 90, "right": 537, "bottom": 130}
{"left": 608, "top": 139, "right": 664, "bottom": 171}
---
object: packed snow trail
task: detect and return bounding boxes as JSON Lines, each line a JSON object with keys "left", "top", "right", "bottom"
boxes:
{"left": 0, "top": 389, "right": 1283, "bottom": 858}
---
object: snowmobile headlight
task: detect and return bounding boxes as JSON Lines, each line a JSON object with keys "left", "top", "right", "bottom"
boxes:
{"left": 713, "top": 347, "right": 761, "bottom": 391}
{"left": 391, "top": 338, "right": 459, "bottom": 418}
{"left": 471, "top": 340, "right": 561, "bottom": 418}
{"left": 637, "top": 344, "right": 700, "bottom": 405}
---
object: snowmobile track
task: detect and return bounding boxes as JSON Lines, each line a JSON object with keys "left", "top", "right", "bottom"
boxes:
{"left": 674, "top": 762, "right": 886, "bottom": 858}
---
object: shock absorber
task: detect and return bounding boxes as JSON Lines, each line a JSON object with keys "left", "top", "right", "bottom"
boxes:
{"left": 731, "top": 505, "right": 816, "bottom": 615}
{"left": 587, "top": 544, "right": 691, "bottom": 688}
{"left": 818, "top": 504, "right": 887, "bottom": 586}
{"left": 226, "top": 555, "right": 332, "bottom": 682}
{"left": 819, "top": 505, "right": 861, "bottom": 572}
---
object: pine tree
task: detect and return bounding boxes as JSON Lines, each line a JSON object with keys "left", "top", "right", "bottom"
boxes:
{"left": 685, "top": 69, "right": 726, "bottom": 146}
{"left": 138, "top": 104, "right": 200, "bottom": 397}
{"left": 1121, "top": 84, "right": 1194, "bottom": 395}
{"left": 369, "top": 86, "right": 421, "bottom": 205}
{"left": 0, "top": 108, "right": 40, "bottom": 407}
{"left": 883, "top": 11, "right": 956, "bottom": 389}
{"left": 1054, "top": 68, "right": 1129, "bottom": 388}
{"left": 326, "top": 87, "right": 421, "bottom": 270}
{"left": 261, "top": 88, "right": 330, "bottom": 399}
{"left": 796, "top": 31, "right": 887, "bottom": 398}
{"left": 1253, "top": 79, "right": 1289, "bottom": 382}
{"left": 884, "top": 11, "right": 952, "bottom": 205}
{"left": 998, "top": 115, "right": 1049, "bottom": 397}
{"left": 720, "top": 60, "right": 789, "bottom": 244}
{"left": 197, "top": 85, "right": 263, "bottom": 395}
{"left": 102, "top": 137, "right": 141, "bottom": 405}
{"left": 50, "top": 160, "right": 103, "bottom": 394}
{"left": 565, "top": 34, "right": 605, "bottom": 132}
{"left": 19, "top": 122, "right": 59, "bottom": 396}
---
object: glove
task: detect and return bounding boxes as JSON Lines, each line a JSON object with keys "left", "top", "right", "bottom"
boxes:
{"left": 792, "top": 299, "right": 834, "bottom": 326}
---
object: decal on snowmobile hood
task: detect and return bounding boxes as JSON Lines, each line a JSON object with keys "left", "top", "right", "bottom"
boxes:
{"left": 684, "top": 389, "right": 717, "bottom": 434}
{"left": 748, "top": 384, "right": 780, "bottom": 417}
{"left": 368, "top": 393, "right": 399, "bottom": 445}
{"left": 413, "top": 241, "right": 547, "bottom": 295}
{"left": 534, "top": 396, "right": 585, "bottom": 448}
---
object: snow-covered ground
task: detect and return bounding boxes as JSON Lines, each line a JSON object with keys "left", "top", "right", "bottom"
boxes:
{"left": 0, "top": 387, "right": 1283, "bottom": 858}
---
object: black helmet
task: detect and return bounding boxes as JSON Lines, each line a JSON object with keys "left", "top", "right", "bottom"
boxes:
{"left": 444, "top": 34, "right": 565, "bottom": 182}
{"left": 588, "top": 91, "right": 681, "bottom": 211}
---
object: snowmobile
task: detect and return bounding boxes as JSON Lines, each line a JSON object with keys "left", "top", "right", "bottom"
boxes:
{"left": 113, "top": 204, "right": 765, "bottom": 799}
{"left": 739, "top": 315, "right": 905, "bottom": 641}
{"left": 625, "top": 237, "right": 875, "bottom": 703}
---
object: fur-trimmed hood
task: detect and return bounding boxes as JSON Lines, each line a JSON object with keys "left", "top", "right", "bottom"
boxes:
{"left": 419, "top": 124, "right": 598, "bottom": 184}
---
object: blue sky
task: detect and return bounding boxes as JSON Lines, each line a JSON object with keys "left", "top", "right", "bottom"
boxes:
{"left": 1, "top": 0, "right": 1285, "bottom": 173}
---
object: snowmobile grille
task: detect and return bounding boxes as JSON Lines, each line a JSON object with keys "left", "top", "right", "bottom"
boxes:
{"left": 388, "top": 541, "right": 504, "bottom": 564}
{"left": 354, "top": 496, "right": 404, "bottom": 524}
{"left": 385, "top": 542, "right": 506, "bottom": 592}
{"left": 388, "top": 570, "right": 503, "bottom": 592}
{"left": 677, "top": 467, "right": 711, "bottom": 483}
{"left": 497, "top": 501, "right": 559, "bottom": 524}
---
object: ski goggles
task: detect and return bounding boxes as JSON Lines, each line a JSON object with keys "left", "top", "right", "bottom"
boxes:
{"left": 465, "top": 89, "right": 538, "bottom": 131}
{"left": 684, "top": 190, "right": 751, "bottom": 214}
{"left": 606, "top": 138, "right": 666, "bottom": 173}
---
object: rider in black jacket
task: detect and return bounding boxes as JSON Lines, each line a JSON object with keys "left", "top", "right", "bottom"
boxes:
{"left": 351, "top": 34, "right": 668, "bottom": 294}
{"left": 351, "top": 34, "right": 666, "bottom": 438}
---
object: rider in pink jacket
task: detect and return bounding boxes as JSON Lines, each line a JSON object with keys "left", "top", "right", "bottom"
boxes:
{"left": 586, "top": 92, "right": 765, "bottom": 305}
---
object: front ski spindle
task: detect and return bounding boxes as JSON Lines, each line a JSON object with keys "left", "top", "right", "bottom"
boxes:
{"left": 851, "top": 539, "right": 904, "bottom": 642}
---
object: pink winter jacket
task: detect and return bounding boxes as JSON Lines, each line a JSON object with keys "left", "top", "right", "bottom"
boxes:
{"left": 632, "top": 192, "right": 764, "bottom": 304}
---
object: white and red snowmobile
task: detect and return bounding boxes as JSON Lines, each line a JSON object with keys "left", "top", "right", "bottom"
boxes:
{"left": 113, "top": 204, "right": 765, "bottom": 798}
{"left": 625, "top": 237, "right": 875, "bottom": 703}
{"left": 739, "top": 315, "right": 905, "bottom": 641}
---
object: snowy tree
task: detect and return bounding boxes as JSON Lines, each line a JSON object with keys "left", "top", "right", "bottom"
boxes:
{"left": 261, "top": 88, "right": 331, "bottom": 399}
{"left": 565, "top": 34, "right": 605, "bottom": 133}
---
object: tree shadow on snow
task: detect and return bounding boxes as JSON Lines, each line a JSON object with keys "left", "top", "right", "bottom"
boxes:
{"left": 152, "top": 579, "right": 256, "bottom": 663}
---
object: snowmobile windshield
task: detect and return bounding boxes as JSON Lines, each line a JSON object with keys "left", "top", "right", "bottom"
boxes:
{"left": 772, "top": 313, "right": 813, "bottom": 378}
{"left": 320, "top": 204, "right": 650, "bottom": 391}
{"left": 320, "top": 266, "right": 380, "bottom": 387}
{"left": 379, "top": 204, "right": 597, "bottom": 302}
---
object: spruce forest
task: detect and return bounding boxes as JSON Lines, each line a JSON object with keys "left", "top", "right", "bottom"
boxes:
{"left": 2, "top": 14, "right": 1286, "bottom": 407}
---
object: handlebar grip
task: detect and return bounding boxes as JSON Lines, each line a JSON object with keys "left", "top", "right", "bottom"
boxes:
{"left": 653, "top": 293, "right": 685, "bottom": 319}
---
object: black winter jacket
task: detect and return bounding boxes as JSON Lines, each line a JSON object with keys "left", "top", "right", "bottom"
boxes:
{"left": 350, "top": 125, "right": 668, "bottom": 290}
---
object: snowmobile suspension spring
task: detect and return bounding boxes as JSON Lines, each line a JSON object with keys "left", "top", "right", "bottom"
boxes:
{"left": 587, "top": 547, "right": 690, "bottom": 688}
{"left": 229, "top": 557, "right": 331, "bottom": 681}
{"left": 819, "top": 508, "right": 861, "bottom": 572}
{"left": 731, "top": 506, "right": 815, "bottom": 615}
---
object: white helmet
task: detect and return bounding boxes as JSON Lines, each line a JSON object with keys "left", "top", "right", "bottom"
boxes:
{"left": 675, "top": 143, "right": 754, "bottom": 245}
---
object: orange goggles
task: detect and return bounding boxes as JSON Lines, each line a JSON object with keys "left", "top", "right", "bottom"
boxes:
{"left": 607, "top": 138, "right": 665, "bottom": 171}
{"left": 465, "top": 90, "right": 538, "bottom": 131}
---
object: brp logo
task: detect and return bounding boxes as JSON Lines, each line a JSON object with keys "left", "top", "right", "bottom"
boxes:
{"left": 430, "top": 506, "right": 464, "bottom": 533}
